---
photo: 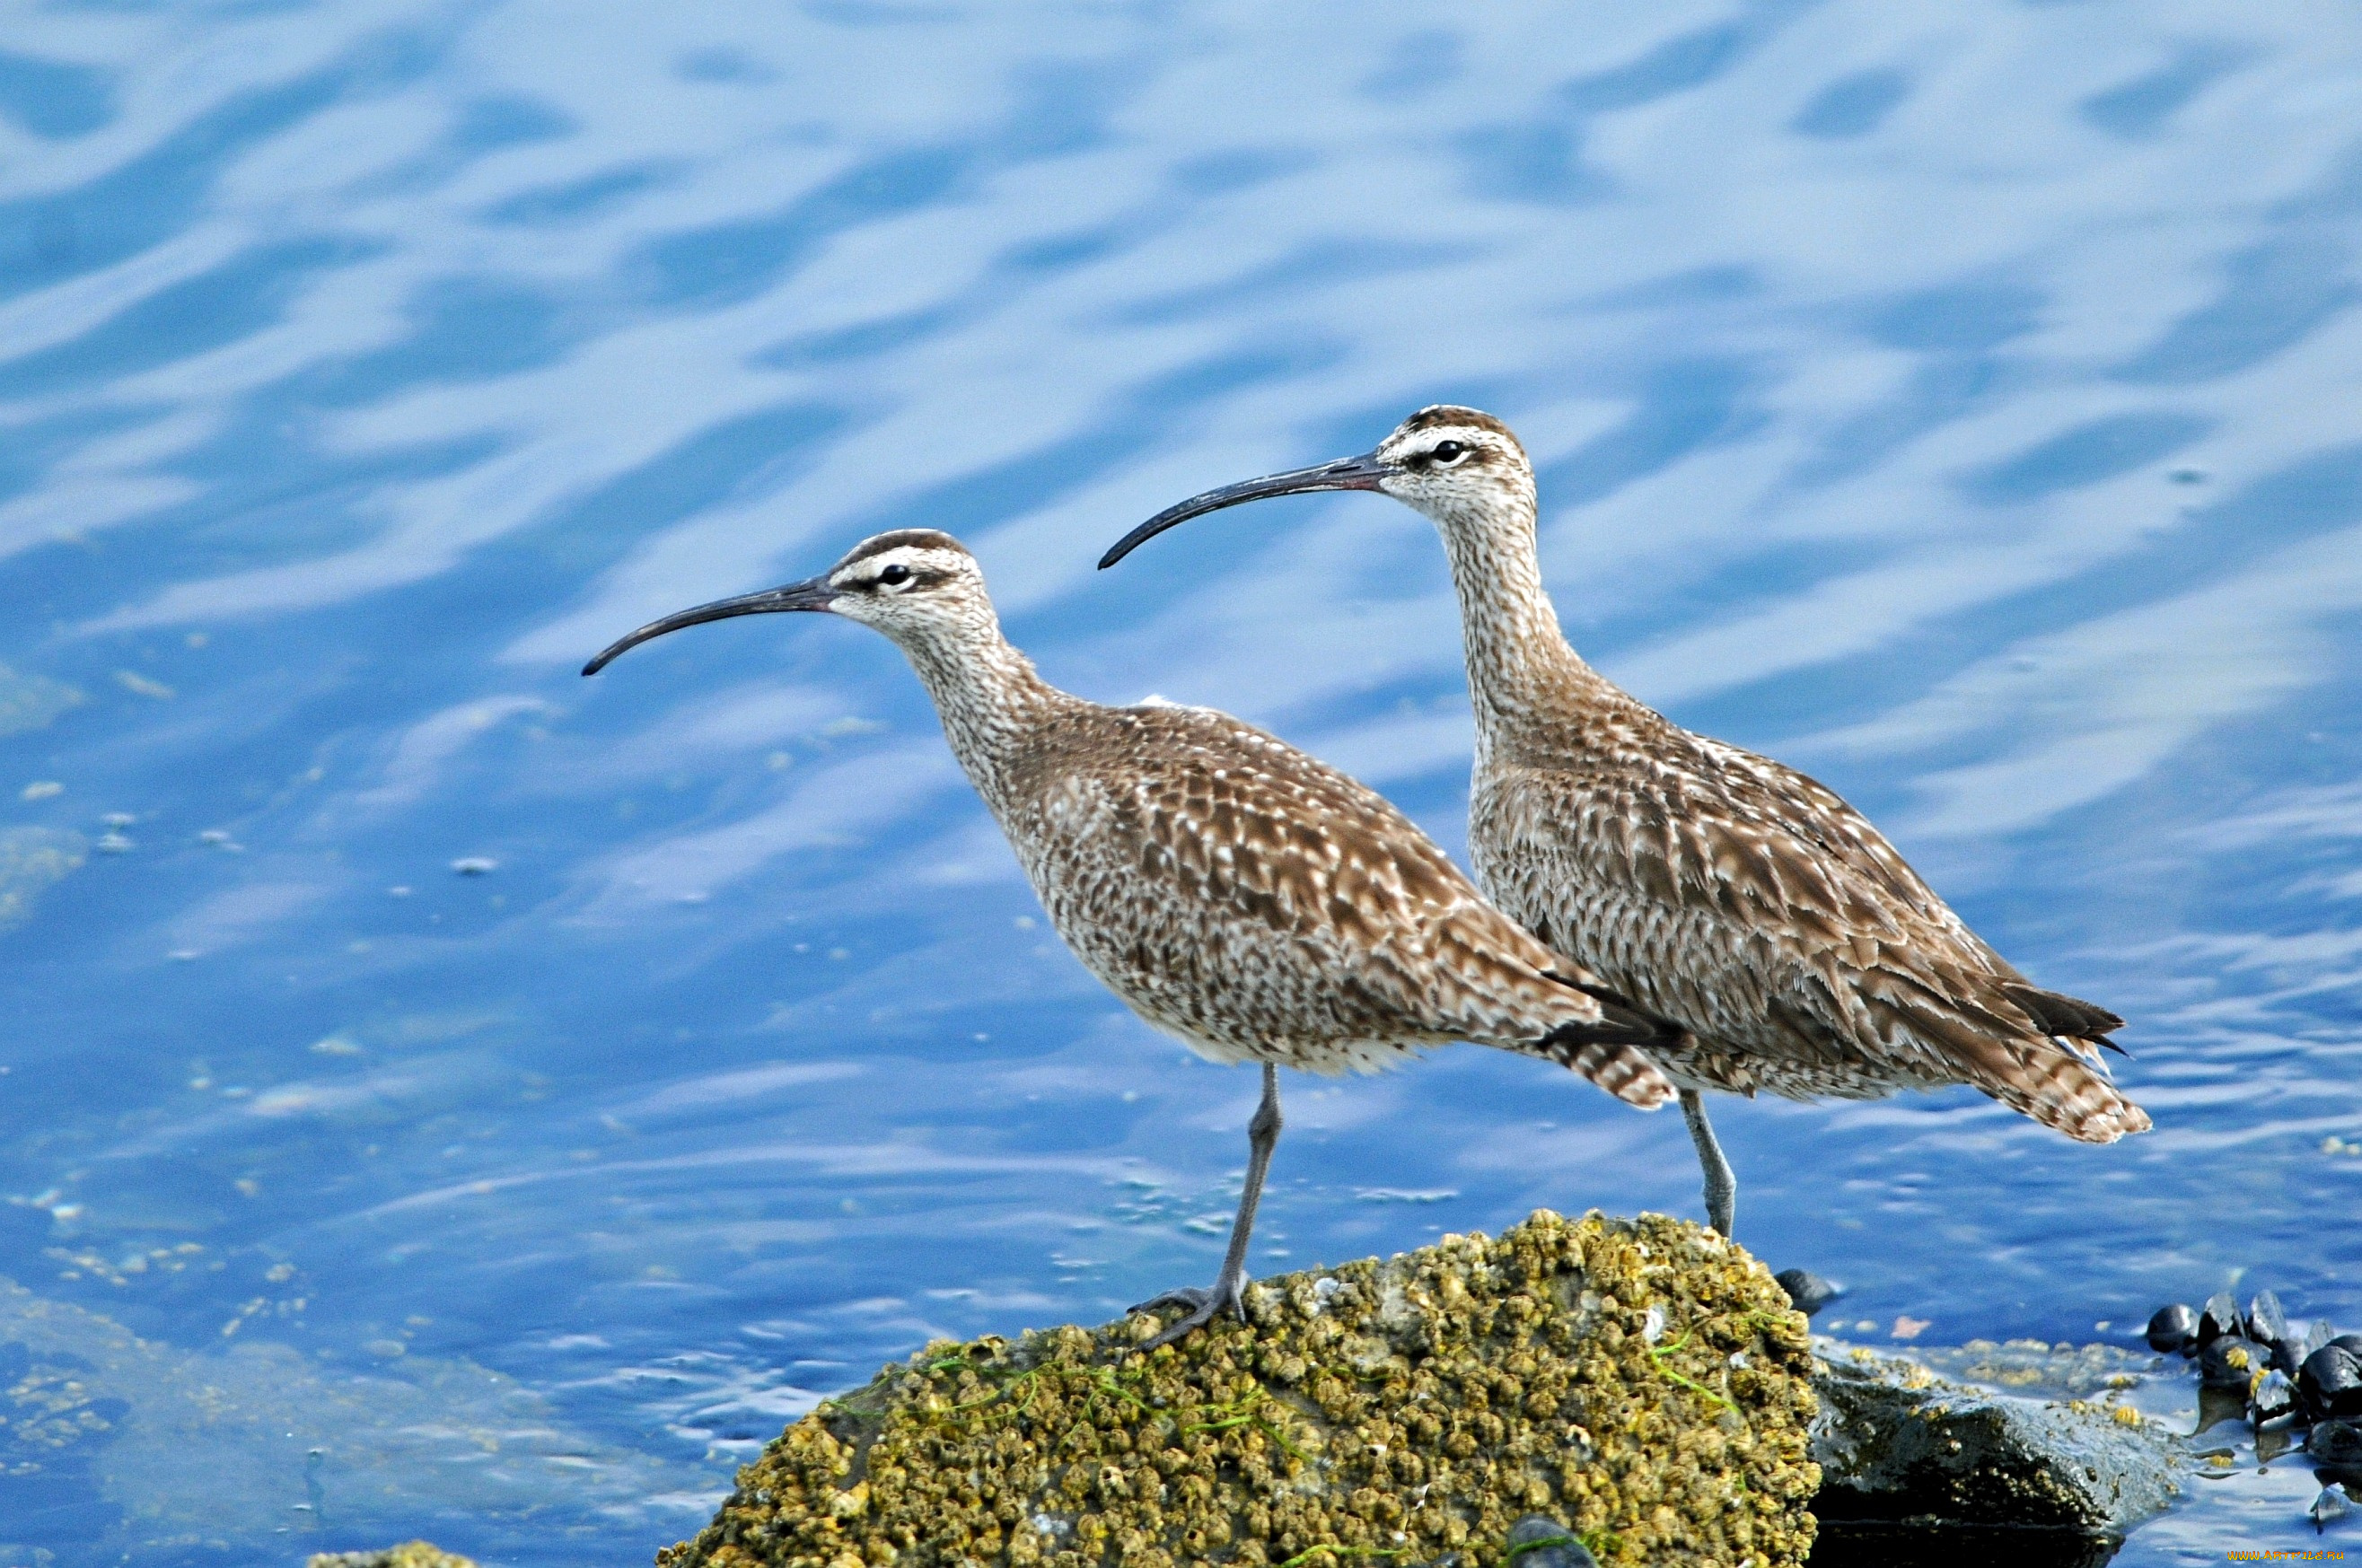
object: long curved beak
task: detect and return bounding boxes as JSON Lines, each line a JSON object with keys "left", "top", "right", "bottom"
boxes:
{"left": 1097, "top": 450, "right": 1399, "bottom": 570}
{"left": 582, "top": 576, "right": 838, "bottom": 676}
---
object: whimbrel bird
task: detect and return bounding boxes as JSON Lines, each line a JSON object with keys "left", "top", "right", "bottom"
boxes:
{"left": 1102, "top": 408, "right": 2150, "bottom": 1238}
{"left": 584, "top": 529, "right": 1677, "bottom": 1346}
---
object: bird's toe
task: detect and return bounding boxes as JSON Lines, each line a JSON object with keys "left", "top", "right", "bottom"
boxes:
{"left": 1130, "top": 1275, "right": 1252, "bottom": 1351}
{"left": 1128, "top": 1285, "right": 1212, "bottom": 1318}
{"left": 1135, "top": 1294, "right": 1221, "bottom": 1352}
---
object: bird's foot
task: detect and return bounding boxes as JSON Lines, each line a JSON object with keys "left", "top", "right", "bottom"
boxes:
{"left": 1129, "top": 1275, "right": 1248, "bottom": 1352}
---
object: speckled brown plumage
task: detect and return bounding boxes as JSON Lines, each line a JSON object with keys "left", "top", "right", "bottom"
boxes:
{"left": 1466, "top": 673, "right": 2143, "bottom": 1135}
{"left": 999, "top": 696, "right": 1678, "bottom": 1094}
{"left": 585, "top": 528, "right": 1679, "bottom": 1345}
{"left": 823, "top": 532, "right": 1679, "bottom": 1100}
{"left": 1107, "top": 411, "right": 2150, "bottom": 1156}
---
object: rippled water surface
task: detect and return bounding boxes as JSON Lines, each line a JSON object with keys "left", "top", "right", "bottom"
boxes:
{"left": 4, "top": 2, "right": 2361, "bottom": 1562}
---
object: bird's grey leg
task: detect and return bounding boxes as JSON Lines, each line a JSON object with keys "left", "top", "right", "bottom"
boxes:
{"left": 1133, "top": 1063, "right": 1282, "bottom": 1351}
{"left": 1680, "top": 1089, "right": 1737, "bottom": 1238}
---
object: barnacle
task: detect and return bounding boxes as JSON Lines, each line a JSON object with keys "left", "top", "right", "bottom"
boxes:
{"left": 305, "top": 1546, "right": 478, "bottom": 1568}
{"left": 657, "top": 1211, "right": 1819, "bottom": 1568}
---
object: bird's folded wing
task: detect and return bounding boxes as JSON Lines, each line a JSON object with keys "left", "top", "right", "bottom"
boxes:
{"left": 1099, "top": 710, "right": 1671, "bottom": 1056}
{"left": 1509, "top": 737, "right": 2098, "bottom": 1058}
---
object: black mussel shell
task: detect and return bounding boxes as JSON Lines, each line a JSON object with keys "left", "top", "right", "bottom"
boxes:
{"left": 1775, "top": 1268, "right": 1840, "bottom": 1318}
{"left": 1504, "top": 1515, "right": 1599, "bottom": 1568}
{"left": 2201, "top": 1335, "right": 2272, "bottom": 1390}
{"left": 2302, "top": 1343, "right": 2362, "bottom": 1421}
{"left": 2147, "top": 1302, "right": 2199, "bottom": 1354}
{"left": 2253, "top": 1369, "right": 2297, "bottom": 1423}
{"left": 2249, "top": 1291, "right": 2291, "bottom": 1351}
{"left": 2286, "top": 1319, "right": 2335, "bottom": 1377}
{"left": 2199, "top": 1291, "right": 2243, "bottom": 1346}
{"left": 2314, "top": 1418, "right": 2362, "bottom": 1473}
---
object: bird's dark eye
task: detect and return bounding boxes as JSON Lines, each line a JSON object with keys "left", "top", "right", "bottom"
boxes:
{"left": 876, "top": 564, "right": 912, "bottom": 587}
{"left": 1428, "top": 440, "right": 1470, "bottom": 467}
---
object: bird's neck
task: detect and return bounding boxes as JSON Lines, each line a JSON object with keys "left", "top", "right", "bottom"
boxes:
{"left": 896, "top": 623, "right": 1075, "bottom": 800}
{"left": 1436, "top": 497, "right": 1611, "bottom": 736}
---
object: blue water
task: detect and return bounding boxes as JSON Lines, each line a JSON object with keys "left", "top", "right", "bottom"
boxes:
{"left": 2, "top": 4, "right": 2359, "bottom": 1562}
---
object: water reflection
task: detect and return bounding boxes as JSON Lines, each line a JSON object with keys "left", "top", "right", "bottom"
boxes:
{"left": 2, "top": 3, "right": 2359, "bottom": 1562}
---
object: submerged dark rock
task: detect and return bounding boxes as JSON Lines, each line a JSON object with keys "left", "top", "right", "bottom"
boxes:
{"left": 1808, "top": 1345, "right": 2178, "bottom": 1564}
{"left": 1776, "top": 1268, "right": 1841, "bottom": 1318}
{"left": 1804, "top": 1523, "right": 2126, "bottom": 1568}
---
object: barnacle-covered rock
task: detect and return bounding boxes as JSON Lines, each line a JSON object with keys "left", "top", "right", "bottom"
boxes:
{"left": 656, "top": 1211, "right": 1819, "bottom": 1568}
{"left": 305, "top": 1545, "right": 477, "bottom": 1568}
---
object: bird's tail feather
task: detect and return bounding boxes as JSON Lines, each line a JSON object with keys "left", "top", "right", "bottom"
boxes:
{"left": 1972, "top": 1040, "right": 2152, "bottom": 1143}
{"left": 2002, "top": 982, "right": 2124, "bottom": 1040}
{"left": 1521, "top": 975, "right": 1681, "bottom": 1108}
{"left": 1532, "top": 1026, "right": 1676, "bottom": 1109}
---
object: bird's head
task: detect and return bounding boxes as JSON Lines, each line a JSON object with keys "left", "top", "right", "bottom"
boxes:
{"left": 1097, "top": 405, "right": 1533, "bottom": 569}
{"left": 583, "top": 529, "right": 995, "bottom": 675}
